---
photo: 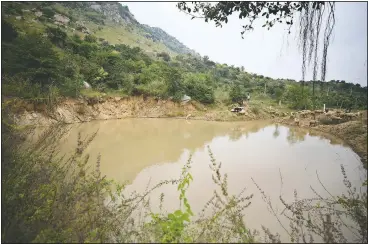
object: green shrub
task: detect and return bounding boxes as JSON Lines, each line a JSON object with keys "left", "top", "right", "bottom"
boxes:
{"left": 46, "top": 26, "right": 67, "bottom": 47}
{"left": 2, "top": 32, "right": 62, "bottom": 87}
{"left": 2, "top": 19, "right": 18, "bottom": 42}
{"left": 229, "top": 84, "right": 245, "bottom": 104}
{"left": 84, "top": 34, "right": 97, "bottom": 43}
{"left": 183, "top": 73, "right": 215, "bottom": 104}
{"left": 2, "top": 76, "right": 44, "bottom": 99}
{"left": 42, "top": 7, "right": 56, "bottom": 18}
{"left": 2, "top": 2, "right": 23, "bottom": 15}
{"left": 157, "top": 51, "right": 171, "bottom": 62}
{"left": 135, "top": 80, "right": 169, "bottom": 98}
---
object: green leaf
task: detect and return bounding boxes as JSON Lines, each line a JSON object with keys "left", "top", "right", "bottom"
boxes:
{"left": 363, "top": 180, "right": 367, "bottom": 186}
{"left": 168, "top": 213, "right": 175, "bottom": 220}
{"left": 188, "top": 173, "right": 193, "bottom": 181}
{"left": 181, "top": 213, "right": 190, "bottom": 222}
{"left": 174, "top": 210, "right": 183, "bottom": 216}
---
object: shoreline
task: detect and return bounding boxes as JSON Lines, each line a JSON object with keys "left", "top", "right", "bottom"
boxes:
{"left": 6, "top": 96, "right": 367, "bottom": 168}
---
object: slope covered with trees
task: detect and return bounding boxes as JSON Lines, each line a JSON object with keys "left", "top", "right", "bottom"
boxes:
{"left": 2, "top": 1, "right": 367, "bottom": 111}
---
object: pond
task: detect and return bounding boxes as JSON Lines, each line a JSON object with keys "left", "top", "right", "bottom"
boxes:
{"left": 50, "top": 118, "right": 366, "bottom": 242}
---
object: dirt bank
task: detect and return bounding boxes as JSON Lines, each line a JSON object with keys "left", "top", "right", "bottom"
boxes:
{"left": 6, "top": 97, "right": 367, "bottom": 168}
{"left": 11, "top": 96, "right": 196, "bottom": 126}
{"left": 9, "top": 96, "right": 275, "bottom": 126}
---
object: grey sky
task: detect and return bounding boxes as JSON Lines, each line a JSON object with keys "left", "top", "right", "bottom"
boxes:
{"left": 123, "top": 2, "right": 367, "bottom": 86}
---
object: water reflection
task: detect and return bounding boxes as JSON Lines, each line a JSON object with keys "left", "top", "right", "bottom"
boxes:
{"left": 35, "top": 119, "right": 361, "bottom": 186}
{"left": 273, "top": 124, "right": 280, "bottom": 138}
{"left": 286, "top": 126, "right": 308, "bottom": 144}
{"left": 52, "top": 119, "right": 272, "bottom": 183}
{"left": 41, "top": 118, "right": 365, "bottom": 242}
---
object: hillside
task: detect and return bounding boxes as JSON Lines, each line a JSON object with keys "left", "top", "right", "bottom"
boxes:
{"left": 2, "top": 1, "right": 367, "bottom": 111}
{"left": 2, "top": 1, "right": 196, "bottom": 56}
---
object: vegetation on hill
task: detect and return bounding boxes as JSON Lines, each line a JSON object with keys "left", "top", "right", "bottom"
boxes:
{"left": 2, "top": 2, "right": 366, "bottom": 111}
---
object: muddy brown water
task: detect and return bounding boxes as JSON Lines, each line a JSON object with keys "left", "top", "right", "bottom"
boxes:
{"left": 36, "top": 118, "right": 366, "bottom": 242}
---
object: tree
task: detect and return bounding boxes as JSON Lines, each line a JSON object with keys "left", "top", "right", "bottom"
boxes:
{"left": 157, "top": 52, "right": 171, "bottom": 62}
{"left": 46, "top": 27, "right": 67, "bottom": 48}
{"left": 177, "top": 2, "right": 335, "bottom": 83}
{"left": 229, "top": 84, "right": 245, "bottom": 105}
{"left": 283, "top": 84, "right": 311, "bottom": 109}
{"left": 2, "top": 20, "right": 18, "bottom": 42}
{"left": 42, "top": 6, "right": 56, "bottom": 19}
{"left": 2, "top": 32, "right": 62, "bottom": 87}
{"left": 183, "top": 73, "right": 215, "bottom": 104}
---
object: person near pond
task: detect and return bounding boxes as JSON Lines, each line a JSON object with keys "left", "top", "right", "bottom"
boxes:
{"left": 242, "top": 93, "right": 251, "bottom": 107}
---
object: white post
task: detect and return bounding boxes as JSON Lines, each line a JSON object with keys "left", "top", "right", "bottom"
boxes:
{"left": 323, "top": 104, "right": 326, "bottom": 112}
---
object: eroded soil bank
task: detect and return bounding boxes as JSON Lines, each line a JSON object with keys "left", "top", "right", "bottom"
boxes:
{"left": 6, "top": 96, "right": 367, "bottom": 168}
{"left": 9, "top": 96, "right": 276, "bottom": 126}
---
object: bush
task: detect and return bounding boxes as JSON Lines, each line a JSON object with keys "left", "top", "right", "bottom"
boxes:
{"left": 84, "top": 34, "right": 97, "bottom": 43}
{"left": 46, "top": 26, "right": 67, "bottom": 47}
{"left": 59, "top": 78, "right": 83, "bottom": 97}
{"left": 2, "top": 20, "right": 18, "bottom": 42}
{"left": 135, "top": 80, "right": 169, "bottom": 98}
{"left": 157, "top": 51, "right": 171, "bottom": 62}
{"left": 184, "top": 73, "right": 215, "bottom": 104}
{"left": 2, "top": 32, "right": 62, "bottom": 87}
{"left": 2, "top": 76, "right": 44, "bottom": 99}
{"left": 42, "top": 7, "right": 56, "bottom": 18}
{"left": 2, "top": 2, "right": 23, "bottom": 15}
{"left": 229, "top": 84, "right": 245, "bottom": 104}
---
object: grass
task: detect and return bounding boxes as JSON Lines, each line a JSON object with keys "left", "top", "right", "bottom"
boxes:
{"left": 80, "top": 89, "right": 104, "bottom": 98}
{"left": 91, "top": 21, "right": 173, "bottom": 55}
{"left": 80, "top": 88, "right": 130, "bottom": 99}
{"left": 105, "top": 89, "right": 129, "bottom": 98}
{"left": 214, "top": 87, "right": 230, "bottom": 104}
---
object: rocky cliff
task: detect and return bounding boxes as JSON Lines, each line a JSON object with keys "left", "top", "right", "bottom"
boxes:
{"left": 72, "top": 1, "right": 196, "bottom": 55}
